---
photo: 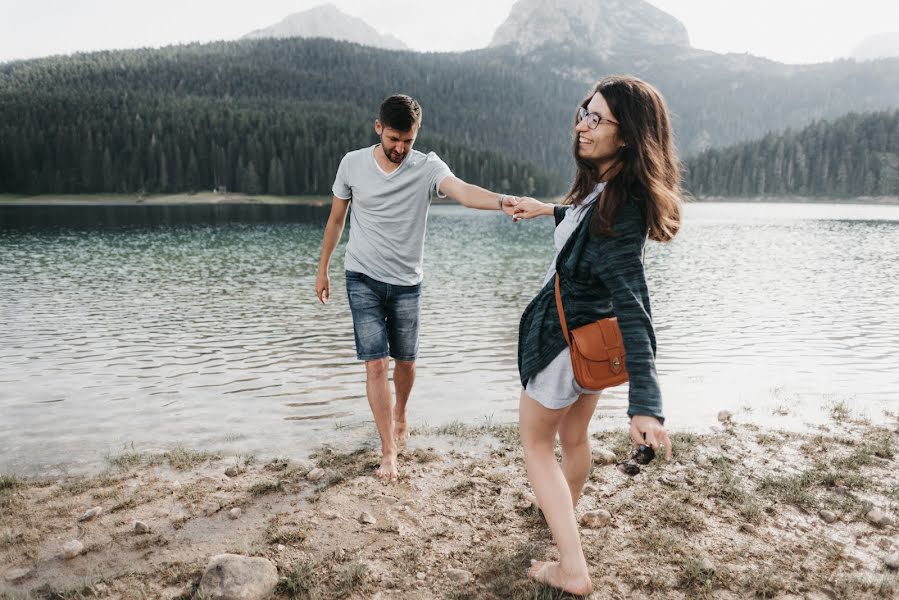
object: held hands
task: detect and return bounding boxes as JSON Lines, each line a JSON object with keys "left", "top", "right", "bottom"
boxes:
{"left": 630, "top": 415, "right": 673, "bottom": 461}
{"left": 511, "top": 197, "right": 549, "bottom": 222}
{"left": 315, "top": 270, "right": 330, "bottom": 304}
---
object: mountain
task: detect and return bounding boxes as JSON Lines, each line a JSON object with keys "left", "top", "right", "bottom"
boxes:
{"left": 243, "top": 3, "right": 408, "bottom": 51}
{"left": 851, "top": 32, "right": 899, "bottom": 61}
{"left": 490, "top": 0, "right": 689, "bottom": 55}
{"left": 685, "top": 110, "right": 899, "bottom": 198}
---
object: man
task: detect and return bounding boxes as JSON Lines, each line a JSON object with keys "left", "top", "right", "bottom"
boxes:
{"left": 315, "top": 94, "right": 519, "bottom": 481}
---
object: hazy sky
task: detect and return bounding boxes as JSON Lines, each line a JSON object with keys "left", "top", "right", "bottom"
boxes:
{"left": 1, "top": 0, "right": 896, "bottom": 65}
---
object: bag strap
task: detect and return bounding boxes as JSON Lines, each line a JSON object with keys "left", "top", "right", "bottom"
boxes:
{"left": 554, "top": 273, "right": 572, "bottom": 346}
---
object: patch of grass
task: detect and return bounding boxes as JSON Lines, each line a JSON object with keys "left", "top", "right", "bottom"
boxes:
{"left": 448, "top": 479, "right": 476, "bottom": 497}
{"left": 830, "top": 400, "right": 852, "bottom": 422}
{"left": 264, "top": 457, "right": 291, "bottom": 472}
{"left": 677, "top": 556, "right": 719, "bottom": 595}
{"left": 164, "top": 447, "right": 221, "bottom": 470}
{"left": 417, "top": 416, "right": 520, "bottom": 446}
{"left": 742, "top": 569, "right": 787, "bottom": 598}
{"left": 0, "top": 474, "right": 19, "bottom": 492}
{"left": 311, "top": 447, "right": 379, "bottom": 480}
{"left": 267, "top": 526, "right": 307, "bottom": 545}
{"left": 107, "top": 451, "right": 145, "bottom": 470}
{"left": 277, "top": 560, "right": 320, "bottom": 600}
{"left": 593, "top": 430, "right": 632, "bottom": 459}
{"left": 707, "top": 457, "right": 749, "bottom": 505}
{"left": 335, "top": 561, "right": 368, "bottom": 597}
{"left": 405, "top": 447, "right": 439, "bottom": 463}
{"left": 249, "top": 480, "right": 285, "bottom": 496}
{"left": 471, "top": 541, "right": 548, "bottom": 600}
{"left": 757, "top": 471, "right": 817, "bottom": 510}
{"left": 622, "top": 570, "right": 670, "bottom": 595}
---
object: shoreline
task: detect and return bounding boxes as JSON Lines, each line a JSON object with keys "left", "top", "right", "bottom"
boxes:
{"left": 2, "top": 410, "right": 897, "bottom": 599}
{"left": 2, "top": 193, "right": 899, "bottom": 207}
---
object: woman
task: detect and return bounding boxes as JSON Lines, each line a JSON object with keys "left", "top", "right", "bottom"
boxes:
{"left": 511, "top": 75, "right": 682, "bottom": 595}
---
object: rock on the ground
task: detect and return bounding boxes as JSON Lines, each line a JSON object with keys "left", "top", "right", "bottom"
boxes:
{"left": 306, "top": 468, "right": 326, "bottom": 481}
{"left": 359, "top": 511, "right": 377, "bottom": 525}
{"left": 717, "top": 410, "right": 733, "bottom": 424}
{"left": 198, "top": 554, "right": 279, "bottom": 600}
{"left": 229, "top": 508, "right": 242, "bottom": 520}
{"left": 4, "top": 567, "right": 32, "bottom": 583}
{"left": 447, "top": 568, "right": 473, "bottom": 584}
{"left": 415, "top": 571, "right": 426, "bottom": 580}
{"left": 133, "top": 520, "right": 150, "bottom": 534}
{"left": 78, "top": 506, "right": 103, "bottom": 522}
{"left": 224, "top": 466, "right": 240, "bottom": 478}
{"left": 885, "top": 554, "right": 899, "bottom": 571}
{"left": 592, "top": 448, "right": 617, "bottom": 465}
{"left": 867, "top": 508, "right": 892, "bottom": 527}
{"left": 205, "top": 502, "right": 222, "bottom": 517}
{"left": 819, "top": 510, "right": 838, "bottom": 524}
{"left": 62, "top": 540, "right": 83, "bottom": 559}
{"left": 583, "top": 484, "right": 598, "bottom": 495}
{"left": 580, "top": 510, "right": 612, "bottom": 528}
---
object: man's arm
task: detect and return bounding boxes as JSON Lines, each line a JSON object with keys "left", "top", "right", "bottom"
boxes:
{"left": 438, "top": 176, "right": 518, "bottom": 215}
{"left": 315, "top": 196, "right": 351, "bottom": 304}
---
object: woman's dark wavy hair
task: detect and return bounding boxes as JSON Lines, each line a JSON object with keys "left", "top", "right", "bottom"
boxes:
{"left": 564, "top": 76, "right": 682, "bottom": 242}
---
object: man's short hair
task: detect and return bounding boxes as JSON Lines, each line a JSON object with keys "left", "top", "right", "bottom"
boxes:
{"left": 379, "top": 95, "right": 422, "bottom": 132}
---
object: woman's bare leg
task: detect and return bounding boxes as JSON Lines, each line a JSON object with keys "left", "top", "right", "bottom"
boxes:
{"left": 559, "top": 393, "right": 599, "bottom": 508}
{"left": 519, "top": 390, "right": 593, "bottom": 595}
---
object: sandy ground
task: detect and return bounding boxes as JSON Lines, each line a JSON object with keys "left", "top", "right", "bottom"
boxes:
{"left": 1, "top": 404, "right": 898, "bottom": 599}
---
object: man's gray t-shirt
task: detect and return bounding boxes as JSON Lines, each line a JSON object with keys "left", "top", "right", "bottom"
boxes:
{"left": 332, "top": 145, "right": 453, "bottom": 286}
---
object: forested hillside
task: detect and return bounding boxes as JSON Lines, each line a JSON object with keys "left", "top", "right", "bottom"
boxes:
{"left": 685, "top": 111, "right": 899, "bottom": 197}
{"left": 1, "top": 37, "right": 897, "bottom": 197}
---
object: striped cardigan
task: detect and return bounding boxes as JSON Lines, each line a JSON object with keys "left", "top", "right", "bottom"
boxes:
{"left": 517, "top": 196, "right": 664, "bottom": 422}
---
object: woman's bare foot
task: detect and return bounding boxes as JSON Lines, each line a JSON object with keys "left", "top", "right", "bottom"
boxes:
{"left": 527, "top": 560, "right": 593, "bottom": 596}
{"left": 374, "top": 453, "right": 399, "bottom": 482}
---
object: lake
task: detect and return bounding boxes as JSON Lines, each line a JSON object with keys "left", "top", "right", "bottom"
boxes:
{"left": 1, "top": 201, "right": 898, "bottom": 475}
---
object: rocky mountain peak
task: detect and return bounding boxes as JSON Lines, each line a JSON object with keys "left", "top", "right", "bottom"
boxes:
{"left": 243, "top": 3, "right": 408, "bottom": 51}
{"left": 490, "top": 0, "right": 690, "bottom": 55}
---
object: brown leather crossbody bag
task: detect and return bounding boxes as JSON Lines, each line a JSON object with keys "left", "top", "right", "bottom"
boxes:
{"left": 554, "top": 273, "right": 629, "bottom": 390}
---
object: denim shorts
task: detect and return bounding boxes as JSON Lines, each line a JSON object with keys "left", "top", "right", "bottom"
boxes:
{"left": 345, "top": 271, "right": 422, "bottom": 362}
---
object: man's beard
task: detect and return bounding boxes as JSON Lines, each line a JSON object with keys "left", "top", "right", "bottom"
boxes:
{"left": 386, "top": 148, "right": 406, "bottom": 164}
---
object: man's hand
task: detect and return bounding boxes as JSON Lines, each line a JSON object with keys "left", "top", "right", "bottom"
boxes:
{"left": 512, "top": 197, "right": 550, "bottom": 221}
{"left": 630, "top": 415, "right": 673, "bottom": 460}
{"left": 315, "top": 271, "right": 330, "bottom": 304}
{"left": 501, "top": 195, "right": 520, "bottom": 217}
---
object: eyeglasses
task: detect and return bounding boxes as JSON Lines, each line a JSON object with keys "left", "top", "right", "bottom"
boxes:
{"left": 616, "top": 444, "right": 656, "bottom": 476}
{"left": 577, "top": 106, "right": 619, "bottom": 129}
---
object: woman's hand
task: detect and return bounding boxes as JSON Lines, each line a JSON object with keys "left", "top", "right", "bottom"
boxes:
{"left": 630, "top": 415, "right": 672, "bottom": 460}
{"left": 512, "top": 197, "right": 551, "bottom": 221}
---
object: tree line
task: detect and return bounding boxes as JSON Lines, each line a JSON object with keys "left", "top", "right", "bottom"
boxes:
{"left": 684, "top": 110, "right": 899, "bottom": 197}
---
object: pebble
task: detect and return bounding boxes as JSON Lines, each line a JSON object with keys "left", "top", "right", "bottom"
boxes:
{"left": 866, "top": 508, "right": 892, "bottom": 527}
{"left": 580, "top": 510, "right": 612, "bottom": 529}
{"left": 885, "top": 554, "right": 899, "bottom": 571}
{"left": 224, "top": 466, "right": 240, "bottom": 478}
{"left": 62, "top": 540, "right": 83, "bottom": 559}
{"left": 818, "top": 510, "right": 838, "bottom": 524}
{"left": 4, "top": 567, "right": 32, "bottom": 583}
{"left": 416, "top": 572, "right": 426, "bottom": 580}
{"left": 717, "top": 410, "right": 733, "bottom": 424}
{"left": 582, "top": 484, "right": 598, "bottom": 495}
{"left": 277, "top": 544, "right": 286, "bottom": 552}
{"left": 204, "top": 502, "right": 222, "bottom": 517}
{"left": 229, "top": 508, "right": 242, "bottom": 520}
{"left": 78, "top": 506, "right": 103, "bottom": 522}
{"left": 471, "top": 467, "right": 486, "bottom": 477}
{"left": 591, "top": 448, "right": 617, "bottom": 465}
{"left": 359, "top": 511, "right": 377, "bottom": 525}
{"left": 306, "top": 468, "right": 326, "bottom": 482}
{"left": 446, "top": 568, "right": 473, "bottom": 584}
{"left": 133, "top": 520, "right": 150, "bottom": 534}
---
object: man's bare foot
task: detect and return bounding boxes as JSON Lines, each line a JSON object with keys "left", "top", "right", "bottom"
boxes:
{"left": 374, "top": 453, "right": 399, "bottom": 482}
{"left": 393, "top": 418, "right": 409, "bottom": 448}
{"left": 527, "top": 560, "right": 593, "bottom": 596}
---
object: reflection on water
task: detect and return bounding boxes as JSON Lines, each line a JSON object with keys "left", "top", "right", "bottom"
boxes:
{"left": 1, "top": 202, "right": 898, "bottom": 474}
